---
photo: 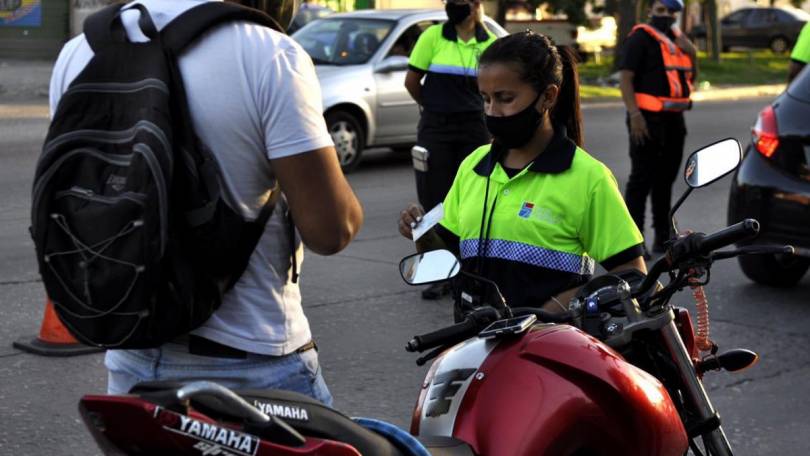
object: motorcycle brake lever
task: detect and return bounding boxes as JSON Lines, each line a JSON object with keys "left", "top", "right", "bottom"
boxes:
{"left": 416, "top": 345, "right": 447, "bottom": 366}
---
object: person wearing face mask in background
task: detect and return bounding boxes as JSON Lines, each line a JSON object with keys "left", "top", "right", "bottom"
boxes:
{"left": 619, "top": 0, "right": 697, "bottom": 259}
{"left": 399, "top": 32, "right": 646, "bottom": 320}
{"left": 404, "top": 0, "right": 496, "bottom": 300}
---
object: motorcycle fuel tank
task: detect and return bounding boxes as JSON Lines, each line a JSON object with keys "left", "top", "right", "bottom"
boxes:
{"left": 414, "top": 324, "right": 688, "bottom": 456}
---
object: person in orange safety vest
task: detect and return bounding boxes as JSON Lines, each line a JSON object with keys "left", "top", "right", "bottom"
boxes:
{"left": 618, "top": 0, "right": 697, "bottom": 259}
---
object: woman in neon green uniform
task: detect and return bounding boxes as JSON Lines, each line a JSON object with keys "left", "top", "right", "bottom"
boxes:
{"left": 399, "top": 32, "right": 647, "bottom": 313}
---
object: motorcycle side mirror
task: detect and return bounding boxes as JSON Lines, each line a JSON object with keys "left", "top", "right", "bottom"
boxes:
{"left": 669, "top": 138, "right": 743, "bottom": 238}
{"left": 683, "top": 138, "right": 742, "bottom": 188}
{"left": 399, "top": 249, "right": 461, "bottom": 285}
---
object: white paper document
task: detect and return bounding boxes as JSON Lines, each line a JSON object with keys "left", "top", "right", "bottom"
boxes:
{"left": 412, "top": 203, "right": 444, "bottom": 242}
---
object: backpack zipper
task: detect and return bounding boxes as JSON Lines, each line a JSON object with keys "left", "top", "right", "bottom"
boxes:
{"left": 32, "top": 150, "right": 133, "bottom": 233}
{"left": 55, "top": 186, "right": 147, "bottom": 206}
{"left": 63, "top": 79, "right": 169, "bottom": 96}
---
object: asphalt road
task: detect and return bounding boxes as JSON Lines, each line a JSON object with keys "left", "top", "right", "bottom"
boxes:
{"left": 1, "top": 98, "right": 808, "bottom": 455}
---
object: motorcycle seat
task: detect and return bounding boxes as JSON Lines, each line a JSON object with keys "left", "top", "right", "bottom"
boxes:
{"left": 130, "top": 381, "right": 409, "bottom": 456}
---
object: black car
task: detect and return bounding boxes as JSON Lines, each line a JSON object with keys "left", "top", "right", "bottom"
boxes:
{"left": 692, "top": 7, "right": 808, "bottom": 53}
{"left": 727, "top": 67, "right": 810, "bottom": 287}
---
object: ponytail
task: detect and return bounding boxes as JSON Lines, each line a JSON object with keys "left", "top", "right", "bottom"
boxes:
{"left": 552, "top": 45, "right": 583, "bottom": 147}
{"left": 479, "top": 33, "right": 584, "bottom": 147}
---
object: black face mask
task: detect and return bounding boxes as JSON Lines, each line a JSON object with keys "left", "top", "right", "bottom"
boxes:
{"left": 650, "top": 15, "right": 676, "bottom": 32}
{"left": 445, "top": 3, "right": 472, "bottom": 25}
{"left": 485, "top": 92, "right": 544, "bottom": 149}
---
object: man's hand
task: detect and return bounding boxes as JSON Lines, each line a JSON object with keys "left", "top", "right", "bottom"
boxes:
{"left": 618, "top": 69, "right": 649, "bottom": 146}
{"left": 398, "top": 203, "right": 425, "bottom": 240}
{"left": 629, "top": 112, "right": 650, "bottom": 145}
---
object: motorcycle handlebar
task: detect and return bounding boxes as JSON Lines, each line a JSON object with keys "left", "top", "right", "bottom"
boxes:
{"left": 635, "top": 219, "right": 760, "bottom": 297}
{"left": 695, "top": 219, "right": 759, "bottom": 255}
{"left": 406, "top": 317, "right": 480, "bottom": 353}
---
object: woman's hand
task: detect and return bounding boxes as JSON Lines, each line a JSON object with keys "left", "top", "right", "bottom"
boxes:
{"left": 629, "top": 112, "right": 650, "bottom": 146}
{"left": 398, "top": 203, "right": 425, "bottom": 240}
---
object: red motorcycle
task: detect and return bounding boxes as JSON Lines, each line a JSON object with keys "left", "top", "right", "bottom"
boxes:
{"left": 80, "top": 138, "right": 789, "bottom": 455}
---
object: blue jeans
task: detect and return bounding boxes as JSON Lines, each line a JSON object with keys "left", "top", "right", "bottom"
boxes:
{"left": 104, "top": 343, "right": 333, "bottom": 406}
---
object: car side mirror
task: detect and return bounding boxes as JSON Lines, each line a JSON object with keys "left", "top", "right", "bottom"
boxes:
{"left": 375, "top": 56, "right": 409, "bottom": 74}
{"left": 684, "top": 138, "right": 742, "bottom": 188}
{"left": 400, "top": 249, "right": 461, "bottom": 285}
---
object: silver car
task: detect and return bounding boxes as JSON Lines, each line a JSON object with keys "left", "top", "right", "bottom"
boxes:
{"left": 292, "top": 9, "right": 508, "bottom": 172}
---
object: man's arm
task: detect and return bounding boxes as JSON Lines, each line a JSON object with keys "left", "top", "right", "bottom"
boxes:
{"left": 673, "top": 29, "right": 699, "bottom": 81}
{"left": 789, "top": 60, "right": 806, "bottom": 83}
{"left": 404, "top": 70, "right": 424, "bottom": 105}
{"left": 619, "top": 70, "right": 650, "bottom": 145}
{"left": 619, "top": 70, "right": 639, "bottom": 114}
{"left": 272, "top": 147, "right": 363, "bottom": 255}
{"left": 540, "top": 257, "right": 647, "bottom": 313}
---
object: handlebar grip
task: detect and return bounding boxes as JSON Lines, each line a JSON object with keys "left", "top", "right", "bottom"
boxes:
{"left": 406, "top": 318, "right": 480, "bottom": 353}
{"left": 697, "top": 219, "right": 759, "bottom": 254}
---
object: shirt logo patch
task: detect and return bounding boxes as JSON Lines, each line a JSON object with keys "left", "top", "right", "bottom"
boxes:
{"left": 533, "top": 207, "right": 561, "bottom": 225}
{"left": 518, "top": 202, "right": 534, "bottom": 218}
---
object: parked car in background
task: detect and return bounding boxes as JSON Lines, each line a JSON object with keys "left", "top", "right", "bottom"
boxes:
{"left": 287, "top": 3, "right": 333, "bottom": 34}
{"left": 692, "top": 7, "right": 809, "bottom": 53}
{"left": 727, "top": 67, "right": 810, "bottom": 287}
{"left": 292, "top": 9, "right": 507, "bottom": 172}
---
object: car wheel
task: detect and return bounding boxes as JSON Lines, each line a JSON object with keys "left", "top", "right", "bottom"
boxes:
{"left": 738, "top": 252, "right": 809, "bottom": 287}
{"left": 326, "top": 111, "right": 365, "bottom": 173}
{"left": 770, "top": 36, "right": 789, "bottom": 54}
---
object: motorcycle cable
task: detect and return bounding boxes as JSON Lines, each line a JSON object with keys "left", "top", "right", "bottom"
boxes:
{"left": 689, "top": 438, "right": 707, "bottom": 456}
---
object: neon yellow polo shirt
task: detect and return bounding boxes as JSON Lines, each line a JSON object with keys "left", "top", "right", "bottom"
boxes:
{"left": 438, "top": 129, "right": 644, "bottom": 307}
{"left": 791, "top": 23, "right": 810, "bottom": 64}
{"left": 408, "top": 22, "right": 496, "bottom": 113}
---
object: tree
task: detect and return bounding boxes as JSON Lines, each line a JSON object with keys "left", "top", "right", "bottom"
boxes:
{"left": 702, "top": 0, "right": 721, "bottom": 63}
{"left": 495, "top": 0, "right": 508, "bottom": 25}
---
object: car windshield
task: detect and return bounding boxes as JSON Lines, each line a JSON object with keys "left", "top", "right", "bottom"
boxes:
{"left": 293, "top": 18, "right": 395, "bottom": 65}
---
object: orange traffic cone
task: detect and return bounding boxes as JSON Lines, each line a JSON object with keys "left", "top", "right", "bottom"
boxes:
{"left": 13, "top": 298, "right": 103, "bottom": 356}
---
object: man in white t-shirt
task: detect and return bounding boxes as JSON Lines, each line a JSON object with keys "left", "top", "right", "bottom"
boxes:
{"left": 49, "top": 0, "right": 364, "bottom": 404}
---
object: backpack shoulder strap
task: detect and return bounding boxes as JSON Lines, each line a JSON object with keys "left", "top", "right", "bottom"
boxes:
{"left": 84, "top": 3, "right": 126, "bottom": 52}
{"left": 161, "top": 2, "right": 284, "bottom": 55}
{"left": 84, "top": 3, "right": 160, "bottom": 53}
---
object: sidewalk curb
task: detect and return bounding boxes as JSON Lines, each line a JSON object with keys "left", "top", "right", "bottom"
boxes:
{"left": 0, "top": 104, "right": 49, "bottom": 119}
{"left": 582, "top": 83, "right": 786, "bottom": 109}
{"left": 0, "top": 84, "right": 789, "bottom": 119}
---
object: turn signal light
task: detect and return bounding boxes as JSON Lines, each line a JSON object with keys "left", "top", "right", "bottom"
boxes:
{"left": 752, "top": 105, "right": 779, "bottom": 158}
{"left": 696, "top": 349, "right": 759, "bottom": 375}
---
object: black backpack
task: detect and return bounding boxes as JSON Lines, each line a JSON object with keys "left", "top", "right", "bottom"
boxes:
{"left": 31, "top": 2, "right": 286, "bottom": 348}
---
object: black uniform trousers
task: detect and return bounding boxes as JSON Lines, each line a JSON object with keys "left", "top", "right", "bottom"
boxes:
{"left": 415, "top": 110, "right": 491, "bottom": 210}
{"left": 624, "top": 111, "right": 687, "bottom": 245}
